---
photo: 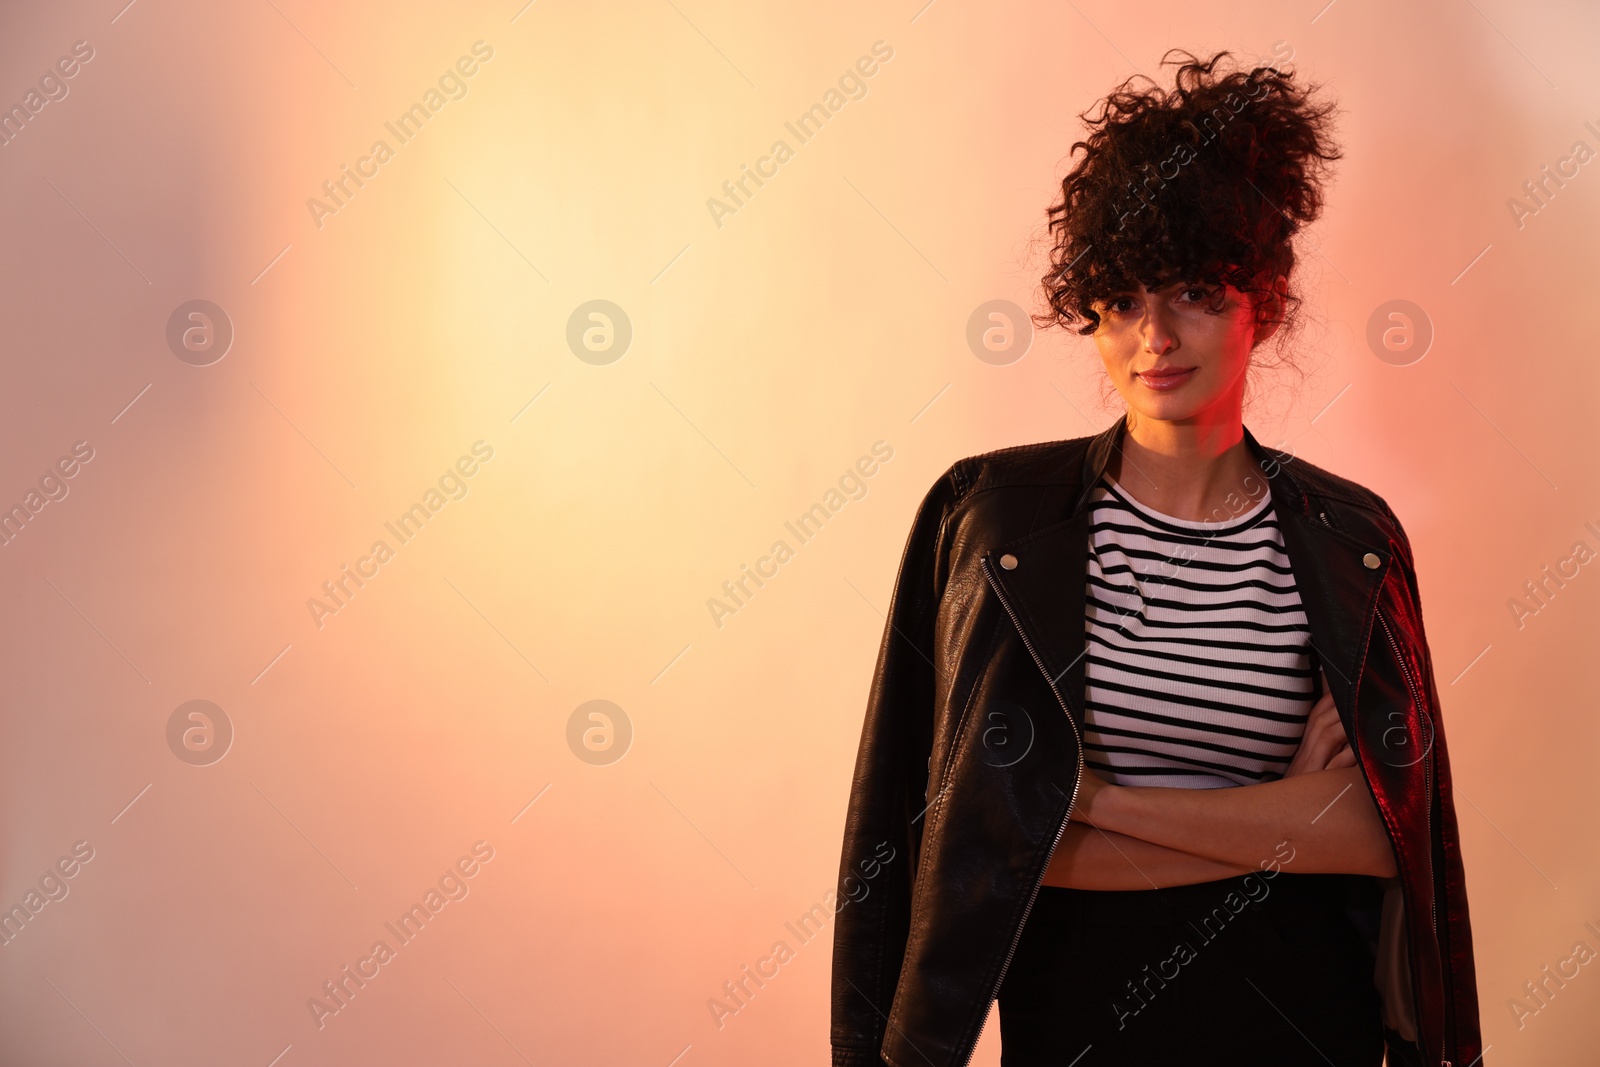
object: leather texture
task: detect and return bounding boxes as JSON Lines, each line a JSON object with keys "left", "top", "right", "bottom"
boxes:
{"left": 829, "top": 413, "right": 1483, "bottom": 1067}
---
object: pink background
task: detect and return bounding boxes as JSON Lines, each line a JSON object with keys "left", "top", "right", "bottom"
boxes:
{"left": 0, "top": 1, "right": 1594, "bottom": 1064}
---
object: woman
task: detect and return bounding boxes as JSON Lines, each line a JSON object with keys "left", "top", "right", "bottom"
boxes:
{"left": 830, "top": 51, "right": 1482, "bottom": 1067}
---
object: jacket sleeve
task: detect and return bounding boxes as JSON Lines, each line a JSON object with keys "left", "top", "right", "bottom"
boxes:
{"left": 1378, "top": 498, "right": 1486, "bottom": 1063}
{"left": 830, "top": 464, "right": 963, "bottom": 1067}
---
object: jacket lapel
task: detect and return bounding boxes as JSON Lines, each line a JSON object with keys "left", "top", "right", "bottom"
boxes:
{"left": 1272, "top": 482, "right": 1390, "bottom": 715}
{"left": 979, "top": 416, "right": 1120, "bottom": 728}
{"left": 981, "top": 415, "right": 1388, "bottom": 738}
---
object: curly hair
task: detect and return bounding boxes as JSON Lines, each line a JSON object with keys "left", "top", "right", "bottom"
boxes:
{"left": 1034, "top": 49, "right": 1342, "bottom": 354}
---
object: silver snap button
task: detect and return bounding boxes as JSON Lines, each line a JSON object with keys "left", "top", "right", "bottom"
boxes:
{"left": 1362, "top": 552, "right": 1381, "bottom": 569}
{"left": 999, "top": 553, "right": 1018, "bottom": 570}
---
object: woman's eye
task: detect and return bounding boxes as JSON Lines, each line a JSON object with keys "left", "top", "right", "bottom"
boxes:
{"left": 1181, "top": 286, "right": 1213, "bottom": 303}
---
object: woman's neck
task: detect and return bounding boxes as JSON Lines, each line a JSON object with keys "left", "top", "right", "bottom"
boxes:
{"left": 1106, "top": 413, "right": 1268, "bottom": 523}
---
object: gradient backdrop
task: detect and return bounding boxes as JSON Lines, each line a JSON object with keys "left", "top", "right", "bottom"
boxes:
{"left": 0, "top": 1, "right": 1595, "bottom": 1064}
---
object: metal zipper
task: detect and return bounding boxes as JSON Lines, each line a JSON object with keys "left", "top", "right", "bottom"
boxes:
{"left": 1318, "top": 508, "right": 1445, "bottom": 1065}
{"left": 963, "top": 553, "right": 1087, "bottom": 1067}
{"left": 1376, "top": 603, "right": 1445, "bottom": 1066}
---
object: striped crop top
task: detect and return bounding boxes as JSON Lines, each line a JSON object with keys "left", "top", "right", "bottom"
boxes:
{"left": 1082, "top": 474, "right": 1319, "bottom": 789}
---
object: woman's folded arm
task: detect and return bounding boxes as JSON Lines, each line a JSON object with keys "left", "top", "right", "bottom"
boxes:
{"left": 1042, "top": 822, "right": 1258, "bottom": 891}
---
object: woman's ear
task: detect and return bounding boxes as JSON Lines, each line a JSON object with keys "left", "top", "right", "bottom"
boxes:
{"left": 1251, "top": 273, "right": 1289, "bottom": 346}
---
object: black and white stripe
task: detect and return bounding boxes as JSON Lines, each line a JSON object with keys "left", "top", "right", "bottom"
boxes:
{"left": 1082, "top": 475, "right": 1317, "bottom": 789}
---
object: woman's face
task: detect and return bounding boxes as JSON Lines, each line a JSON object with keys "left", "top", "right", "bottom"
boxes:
{"left": 1090, "top": 279, "right": 1281, "bottom": 428}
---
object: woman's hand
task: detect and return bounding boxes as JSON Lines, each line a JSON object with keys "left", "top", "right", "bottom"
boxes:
{"left": 1283, "top": 669, "right": 1356, "bottom": 778}
{"left": 1061, "top": 690, "right": 1395, "bottom": 876}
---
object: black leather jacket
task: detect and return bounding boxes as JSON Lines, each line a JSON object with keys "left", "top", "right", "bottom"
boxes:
{"left": 830, "top": 414, "right": 1483, "bottom": 1067}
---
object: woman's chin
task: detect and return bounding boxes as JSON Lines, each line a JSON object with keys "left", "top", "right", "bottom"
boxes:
{"left": 1123, "top": 394, "right": 1211, "bottom": 424}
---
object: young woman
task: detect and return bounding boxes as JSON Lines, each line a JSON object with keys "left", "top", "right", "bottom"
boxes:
{"left": 830, "top": 51, "right": 1482, "bottom": 1067}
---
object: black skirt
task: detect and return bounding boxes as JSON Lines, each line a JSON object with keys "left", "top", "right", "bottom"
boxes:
{"left": 996, "top": 870, "right": 1385, "bottom": 1067}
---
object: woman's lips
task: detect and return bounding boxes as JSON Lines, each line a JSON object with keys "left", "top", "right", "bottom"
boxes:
{"left": 1135, "top": 367, "right": 1196, "bottom": 390}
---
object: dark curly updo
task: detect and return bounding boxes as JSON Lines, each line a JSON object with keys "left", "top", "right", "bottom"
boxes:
{"left": 1034, "top": 48, "right": 1342, "bottom": 359}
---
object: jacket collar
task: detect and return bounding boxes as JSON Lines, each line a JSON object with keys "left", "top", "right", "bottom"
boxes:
{"left": 1068, "top": 410, "right": 1309, "bottom": 521}
{"left": 984, "top": 412, "right": 1384, "bottom": 722}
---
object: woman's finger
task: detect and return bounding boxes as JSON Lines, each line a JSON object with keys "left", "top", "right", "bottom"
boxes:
{"left": 1326, "top": 744, "right": 1357, "bottom": 770}
{"left": 1301, "top": 700, "right": 1338, "bottom": 748}
{"left": 1283, "top": 678, "right": 1345, "bottom": 778}
{"left": 1302, "top": 694, "right": 1357, "bottom": 773}
{"left": 1287, "top": 698, "right": 1346, "bottom": 776}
